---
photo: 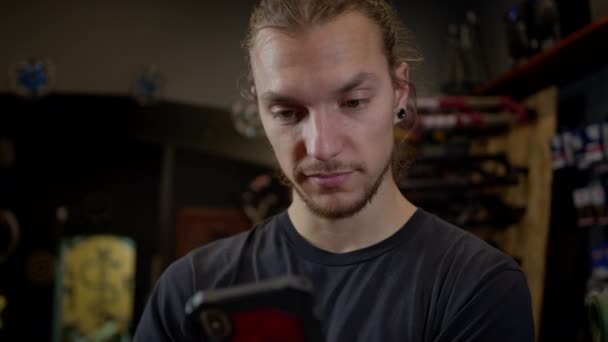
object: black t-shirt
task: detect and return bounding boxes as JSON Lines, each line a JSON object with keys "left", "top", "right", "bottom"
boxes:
{"left": 134, "top": 208, "right": 534, "bottom": 341}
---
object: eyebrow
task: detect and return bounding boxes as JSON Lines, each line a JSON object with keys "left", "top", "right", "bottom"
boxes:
{"left": 335, "top": 72, "right": 378, "bottom": 95}
{"left": 259, "top": 72, "right": 378, "bottom": 104}
{"left": 260, "top": 91, "right": 299, "bottom": 105}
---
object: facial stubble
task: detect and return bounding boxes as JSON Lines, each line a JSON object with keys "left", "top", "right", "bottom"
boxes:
{"left": 283, "top": 146, "right": 394, "bottom": 220}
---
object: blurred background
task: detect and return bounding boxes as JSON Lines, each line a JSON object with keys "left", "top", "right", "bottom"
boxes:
{"left": 0, "top": 0, "right": 607, "bottom": 341}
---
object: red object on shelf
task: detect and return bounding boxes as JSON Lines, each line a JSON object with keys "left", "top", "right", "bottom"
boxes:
{"left": 176, "top": 207, "right": 251, "bottom": 258}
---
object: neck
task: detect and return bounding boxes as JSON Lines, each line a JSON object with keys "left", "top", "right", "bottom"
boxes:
{"left": 287, "top": 174, "right": 417, "bottom": 253}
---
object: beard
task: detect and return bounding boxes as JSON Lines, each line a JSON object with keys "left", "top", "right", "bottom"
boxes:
{"left": 282, "top": 151, "right": 393, "bottom": 220}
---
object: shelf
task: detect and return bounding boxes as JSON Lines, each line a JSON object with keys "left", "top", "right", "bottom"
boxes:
{"left": 399, "top": 175, "right": 520, "bottom": 192}
{"left": 475, "top": 16, "right": 608, "bottom": 99}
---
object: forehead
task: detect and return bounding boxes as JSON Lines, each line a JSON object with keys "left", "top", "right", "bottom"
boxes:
{"left": 250, "top": 11, "right": 388, "bottom": 96}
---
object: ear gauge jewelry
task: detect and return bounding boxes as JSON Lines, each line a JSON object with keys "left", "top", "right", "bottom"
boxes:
{"left": 397, "top": 108, "right": 407, "bottom": 120}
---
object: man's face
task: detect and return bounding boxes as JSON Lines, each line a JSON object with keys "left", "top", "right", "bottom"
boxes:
{"left": 250, "top": 11, "right": 405, "bottom": 219}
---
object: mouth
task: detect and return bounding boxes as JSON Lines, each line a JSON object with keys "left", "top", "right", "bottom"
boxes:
{"left": 305, "top": 171, "right": 354, "bottom": 188}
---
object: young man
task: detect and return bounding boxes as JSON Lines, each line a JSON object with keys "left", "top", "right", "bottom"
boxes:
{"left": 134, "top": 1, "right": 535, "bottom": 341}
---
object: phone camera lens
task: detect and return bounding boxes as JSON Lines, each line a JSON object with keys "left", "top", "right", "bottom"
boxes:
{"left": 201, "top": 310, "right": 231, "bottom": 337}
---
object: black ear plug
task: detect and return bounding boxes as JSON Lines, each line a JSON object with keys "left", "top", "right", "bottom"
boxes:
{"left": 397, "top": 108, "right": 407, "bottom": 120}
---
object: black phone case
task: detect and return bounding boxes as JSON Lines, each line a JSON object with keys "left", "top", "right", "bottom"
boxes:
{"left": 185, "top": 275, "right": 325, "bottom": 342}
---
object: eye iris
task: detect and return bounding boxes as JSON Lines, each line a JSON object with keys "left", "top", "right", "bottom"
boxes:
{"left": 280, "top": 110, "right": 294, "bottom": 118}
{"left": 345, "top": 99, "right": 360, "bottom": 108}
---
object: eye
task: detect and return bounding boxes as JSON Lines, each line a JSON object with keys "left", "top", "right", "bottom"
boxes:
{"left": 341, "top": 99, "right": 367, "bottom": 109}
{"left": 271, "top": 108, "right": 300, "bottom": 123}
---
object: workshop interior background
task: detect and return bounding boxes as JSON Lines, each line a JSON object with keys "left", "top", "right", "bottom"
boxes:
{"left": 1, "top": 0, "right": 608, "bottom": 341}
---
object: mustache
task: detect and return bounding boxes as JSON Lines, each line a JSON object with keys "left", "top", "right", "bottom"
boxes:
{"left": 295, "top": 160, "right": 364, "bottom": 176}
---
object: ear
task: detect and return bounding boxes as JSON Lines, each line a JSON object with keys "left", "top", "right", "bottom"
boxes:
{"left": 392, "top": 62, "right": 410, "bottom": 114}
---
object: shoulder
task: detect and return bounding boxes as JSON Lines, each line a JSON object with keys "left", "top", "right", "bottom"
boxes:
{"left": 133, "top": 214, "right": 284, "bottom": 341}
{"left": 413, "top": 208, "right": 520, "bottom": 275}
{"left": 412, "top": 210, "right": 534, "bottom": 339}
{"left": 410, "top": 209, "right": 526, "bottom": 309}
{"left": 184, "top": 212, "right": 285, "bottom": 288}
{"left": 132, "top": 253, "right": 196, "bottom": 341}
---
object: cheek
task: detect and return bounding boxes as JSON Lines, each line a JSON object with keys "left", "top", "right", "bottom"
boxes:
{"left": 265, "top": 127, "right": 299, "bottom": 173}
{"left": 368, "top": 128, "right": 393, "bottom": 160}
{"left": 361, "top": 110, "right": 394, "bottom": 162}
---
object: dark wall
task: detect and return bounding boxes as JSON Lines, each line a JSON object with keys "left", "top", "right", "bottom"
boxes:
{"left": 0, "top": 94, "right": 163, "bottom": 340}
{"left": 0, "top": 93, "right": 275, "bottom": 340}
{"left": 0, "top": 0, "right": 509, "bottom": 105}
{"left": 174, "top": 147, "right": 271, "bottom": 210}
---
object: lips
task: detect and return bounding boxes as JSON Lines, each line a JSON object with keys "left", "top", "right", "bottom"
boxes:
{"left": 306, "top": 171, "right": 353, "bottom": 188}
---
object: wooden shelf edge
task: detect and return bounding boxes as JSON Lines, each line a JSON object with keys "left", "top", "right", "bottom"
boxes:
{"left": 475, "top": 15, "right": 608, "bottom": 97}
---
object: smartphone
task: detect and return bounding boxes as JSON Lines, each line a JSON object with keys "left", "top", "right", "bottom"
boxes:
{"left": 185, "top": 275, "right": 325, "bottom": 342}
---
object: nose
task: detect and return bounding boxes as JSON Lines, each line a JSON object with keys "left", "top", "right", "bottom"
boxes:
{"left": 303, "top": 109, "right": 343, "bottom": 161}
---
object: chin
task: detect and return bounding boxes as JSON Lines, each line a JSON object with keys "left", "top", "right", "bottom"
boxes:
{"left": 299, "top": 189, "right": 371, "bottom": 220}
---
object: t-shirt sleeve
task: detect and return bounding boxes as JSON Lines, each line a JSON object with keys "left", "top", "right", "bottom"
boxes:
{"left": 133, "top": 256, "right": 200, "bottom": 342}
{"left": 433, "top": 269, "right": 535, "bottom": 342}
